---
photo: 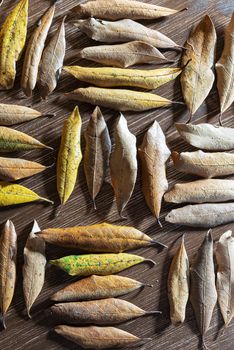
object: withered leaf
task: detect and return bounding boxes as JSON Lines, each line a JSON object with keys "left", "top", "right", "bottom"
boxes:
{"left": 138, "top": 121, "right": 170, "bottom": 225}
{"left": 51, "top": 275, "right": 149, "bottom": 302}
{"left": 165, "top": 203, "right": 234, "bottom": 228}
{"left": 23, "top": 220, "right": 46, "bottom": 318}
{"left": 0, "top": 103, "right": 43, "bottom": 126}
{"left": 55, "top": 325, "right": 151, "bottom": 349}
{"left": 84, "top": 107, "right": 111, "bottom": 208}
{"left": 21, "top": 3, "right": 55, "bottom": 97}
{"left": 190, "top": 231, "right": 217, "bottom": 347}
{"left": 79, "top": 41, "right": 173, "bottom": 68}
{"left": 175, "top": 123, "right": 234, "bottom": 151}
{"left": 38, "top": 16, "right": 66, "bottom": 99}
{"left": 181, "top": 16, "right": 216, "bottom": 116}
{"left": 73, "top": 18, "right": 182, "bottom": 49}
{"left": 172, "top": 150, "right": 234, "bottom": 178}
{"left": 216, "top": 13, "right": 234, "bottom": 116}
{"left": 110, "top": 114, "right": 137, "bottom": 217}
{"left": 0, "top": 220, "right": 17, "bottom": 329}
{"left": 164, "top": 179, "right": 234, "bottom": 204}
{"left": 168, "top": 236, "right": 189, "bottom": 324}
{"left": 73, "top": 0, "right": 186, "bottom": 20}
{"left": 215, "top": 230, "right": 234, "bottom": 327}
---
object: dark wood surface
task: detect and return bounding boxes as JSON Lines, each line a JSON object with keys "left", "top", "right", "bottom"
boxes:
{"left": 0, "top": 0, "right": 234, "bottom": 349}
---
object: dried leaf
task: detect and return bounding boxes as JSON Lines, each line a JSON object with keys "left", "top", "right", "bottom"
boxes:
{"left": 51, "top": 298, "right": 159, "bottom": 325}
{"left": 0, "top": 181, "right": 53, "bottom": 206}
{"left": 215, "top": 230, "right": 234, "bottom": 327}
{"left": 0, "top": 126, "right": 53, "bottom": 152}
{"left": 50, "top": 253, "right": 155, "bottom": 277}
{"left": 23, "top": 220, "right": 46, "bottom": 318}
{"left": 110, "top": 114, "right": 137, "bottom": 217}
{"left": 65, "top": 86, "right": 178, "bottom": 112}
{"left": 216, "top": 13, "right": 234, "bottom": 116}
{"left": 73, "top": 0, "right": 186, "bottom": 20}
{"left": 54, "top": 325, "right": 150, "bottom": 349}
{"left": 57, "top": 106, "right": 82, "bottom": 205}
{"left": 73, "top": 18, "right": 182, "bottom": 49}
{"left": 84, "top": 107, "right": 111, "bottom": 208}
{"left": 168, "top": 236, "right": 189, "bottom": 324}
{"left": 0, "top": 0, "right": 28, "bottom": 90}
{"left": 0, "top": 220, "right": 17, "bottom": 329}
{"left": 172, "top": 150, "right": 234, "bottom": 178}
{"left": 164, "top": 179, "right": 234, "bottom": 204}
{"left": 79, "top": 41, "right": 173, "bottom": 68}
{"left": 0, "top": 156, "right": 47, "bottom": 181}
{"left": 181, "top": 16, "right": 216, "bottom": 115}
{"left": 63, "top": 65, "right": 182, "bottom": 90}
{"left": 138, "top": 121, "right": 170, "bottom": 225}
{"left": 38, "top": 16, "right": 66, "bottom": 99}
{"left": 21, "top": 4, "right": 55, "bottom": 97}
{"left": 51, "top": 275, "right": 149, "bottom": 302}
{"left": 0, "top": 103, "right": 43, "bottom": 126}
{"left": 165, "top": 203, "right": 234, "bottom": 228}
{"left": 190, "top": 231, "right": 217, "bottom": 347}
{"left": 175, "top": 123, "right": 234, "bottom": 151}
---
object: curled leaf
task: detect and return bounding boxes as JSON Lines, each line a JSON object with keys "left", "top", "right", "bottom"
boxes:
{"left": 0, "top": 157, "right": 47, "bottom": 181}
{"left": 0, "top": 103, "right": 43, "bottom": 126}
{"left": 0, "top": 220, "right": 17, "bottom": 329}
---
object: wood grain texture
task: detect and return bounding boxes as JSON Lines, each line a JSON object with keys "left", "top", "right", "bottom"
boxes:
{"left": 0, "top": 0, "right": 234, "bottom": 350}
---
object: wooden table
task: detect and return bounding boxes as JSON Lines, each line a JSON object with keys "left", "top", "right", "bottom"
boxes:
{"left": 0, "top": 0, "right": 234, "bottom": 349}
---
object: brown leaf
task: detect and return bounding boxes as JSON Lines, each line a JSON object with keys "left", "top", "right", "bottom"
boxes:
{"left": 168, "top": 236, "right": 189, "bottom": 324}
{"left": 138, "top": 121, "right": 170, "bottom": 225}
{"left": 21, "top": 4, "right": 55, "bottom": 97}
{"left": 181, "top": 16, "right": 216, "bottom": 116}
{"left": 73, "top": 18, "right": 182, "bottom": 49}
{"left": 0, "top": 220, "right": 17, "bottom": 329}
{"left": 0, "top": 157, "right": 47, "bottom": 181}
{"left": 23, "top": 220, "right": 46, "bottom": 318}
{"left": 215, "top": 230, "right": 234, "bottom": 327}
{"left": 54, "top": 325, "right": 151, "bottom": 349}
{"left": 38, "top": 16, "right": 66, "bottom": 99}
{"left": 79, "top": 41, "right": 174, "bottom": 68}
{"left": 0, "top": 103, "right": 43, "bottom": 126}
{"left": 51, "top": 274, "right": 150, "bottom": 302}
{"left": 190, "top": 231, "right": 217, "bottom": 347}
{"left": 110, "top": 114, "right": 137, "bottom": 217}
{"left": 84, "top": 107, "right": 111, "bottom": 208}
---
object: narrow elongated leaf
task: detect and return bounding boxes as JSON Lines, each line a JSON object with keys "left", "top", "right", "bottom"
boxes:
{"left": 51, "top": 275, "right": 149, "bottom": 302}
{"left": 0, "top": 103, "right": 43, "bottom": 126}
{"left": 79, "top": 41, "right": 173, "bottom": 68}
{"left": 73, "top": 0, "right": 186, "bottom": 20}
{"left": 63, "top": 65, "right": 182, "bottom": 90}
{"left": 164, "top": 179, "right": 234, "bottom": 204}
{"left": 38, "top": 16, "right": 66, "bottom": 99}
{"left": 73, "top": 18, "right": 182, "bottom": 49}
{"left": 21, "top": 4, "right": 55, "bottom": 97}
{"left": 168, "top": 236, "right": 189, "bottom": 324}
{"left": 181, "top": 16, "right": 216, "bottom": 115}
{"left": 50, "top": 253, "right": 155, "bottom": 277}
{"left": 190, "top": 231, "right": 217, "bottom": 347}
{"left": 55, "top": 325, "right": 151, "bottom": 349}
{"left": 0, "top": 220, "right": 17, "bottom": 329}
{"left": 65, "top": 87, "right": 179, "bottom": 112}
{"left": 0, "top": 0, "right": 28, "bottom": 90}
{"left": 0, "top": 126, "right": 52, "bottom": 152}
{"left": 51, "top": 298, "right": 159, "bottom": 325}
{"left": 23, "top": 220, "right": 46, "bottom": 318}
{"left": 138, "top": 121, "right": 170, "bottom": 225}
{"left": 57, "top": 106, "right": 82, "bottom": 205}
{"left": 0, "top": 157, "right": 47, "bottom": 181}
{"left": 172, "top": 150, "right": 234, "bottom": 178}
{"left": 215, "top": 230, "right": 234, "bottom": 327}
{"left": 165, "top": 203, "right": 234, "bottom": 228}
{"left": 0, "top": 181, "right": 53, "bottom": 206}
{"left": 84, "top": 107, "right": 111, "bottom": 208}
{"left": 110, "top": 114, "right": 137, "bottom": 217}
{"left": 216, "top": 13, "right": 234, "bottom": 115}
{"left": 175, "top": 123, "right": 234, "bottom": 151}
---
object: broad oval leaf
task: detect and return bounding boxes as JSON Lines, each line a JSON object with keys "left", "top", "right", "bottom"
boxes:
{"left": 0, "top": 103, "right": 42, "bottom": 126}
